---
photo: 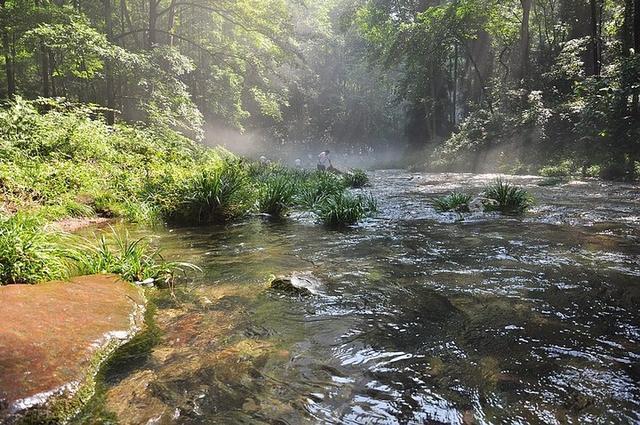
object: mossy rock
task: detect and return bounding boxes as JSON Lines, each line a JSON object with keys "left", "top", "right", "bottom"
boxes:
{"left": 269, "top": 273, "right": 323, "bottom": 296}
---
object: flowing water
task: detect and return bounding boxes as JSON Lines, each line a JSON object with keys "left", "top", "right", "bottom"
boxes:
{"left": 76, "top": 171, "right": 640, "bottom": 425}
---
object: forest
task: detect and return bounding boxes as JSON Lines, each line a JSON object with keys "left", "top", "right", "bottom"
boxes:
{"left": 2, "top": 0, "right": 639, "bottom": 178}
{"left": 1, "top": 1, "right": 640, "bottom": 424}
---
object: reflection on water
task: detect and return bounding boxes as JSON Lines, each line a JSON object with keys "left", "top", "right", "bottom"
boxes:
{"left": 76, "top": 171, "right": 640, "bottom": 424}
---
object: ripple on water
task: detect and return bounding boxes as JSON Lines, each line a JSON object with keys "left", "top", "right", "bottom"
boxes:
{"left": 76, "top": 171, "right": 640, "bottom": 425}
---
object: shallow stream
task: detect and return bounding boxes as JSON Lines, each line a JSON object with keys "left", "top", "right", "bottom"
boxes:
{"left": 76, "top": 171, "right": 640, "bottom": 424}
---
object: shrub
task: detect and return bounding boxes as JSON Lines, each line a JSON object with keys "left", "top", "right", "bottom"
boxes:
{"left": 68, "top": 227, "right": 200, "bottom": 290}
{"left": 433, "top": 192, "right": 472, "bottom": 213}
{"left": 168, "top": 160, "right": 254, "bottom": 223}
{"left": 343, "top": 169, "right": 370, "bottom": 188}
{"left": 584, "top": 164, "right": 601, "bottom": 178}
{"left": 0, "top": 213, "right": 68, "bottom": 284}
{"left": 315, "top": 192, "right": 377, "bottom": 227}
{"left": 258, "top": 174, "right": 296, "bottom": 217}
{"left": 539, "top": 160, "right": 577, "bottom": 177}
{"left": 483, "top": 179, "right": 533, "bottom": 214}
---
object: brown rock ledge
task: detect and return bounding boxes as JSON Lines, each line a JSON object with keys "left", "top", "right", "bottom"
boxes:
{"left": 0, "top": 275, "right": 146, "bottom": 424}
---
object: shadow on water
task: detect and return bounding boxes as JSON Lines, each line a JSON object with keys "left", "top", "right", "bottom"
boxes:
{"left": 75, "top": 171, "right": 640, "bottom": 424}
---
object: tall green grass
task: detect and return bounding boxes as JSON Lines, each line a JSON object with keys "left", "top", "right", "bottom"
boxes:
{"left": 483, "top": 179, "right": 533, "bottom": 214}
{"left": 343, "top": 169, "right": 370, "bottom": 188}
{"left": 0, "top": 214, "right": 69, "bottom": 284}
{"left": 315, "top": 192, "right": 377, "bottom": 227}
{"left": 433, "top": 192, "right": 472, "bottom": 213}
{"left": 164, "top": 160, "right": 255, "bottom": 224}
{"left": 296, "top": 172, "right": 346, "bottom": 210}
{"left": 68, "top": 227, "right": 200, "bottom": 290}
{"left": 258, "top": 174, "right": 296, "bottom": 217}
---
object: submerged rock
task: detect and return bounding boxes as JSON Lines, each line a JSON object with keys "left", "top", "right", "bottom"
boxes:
{"left": 0, "top": 275, "right": 145, "bottom": 424}
{"left": 269, "top": 272, "right": 323, "bottom": 296}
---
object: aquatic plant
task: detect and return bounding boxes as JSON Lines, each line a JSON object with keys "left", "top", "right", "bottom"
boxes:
{"left": 483, "top": 179, "right": 533, "bottom": 214}
{"left": 68, "top": 227, "right": 200, "bottom": 290}
{"left": 296, "top": 172, "right": 345, "bottom": 209}
{"left": 343, "top": 169, "right": 370, "bottom": 188}
{"left": 433, "top": 192, "right": 472, "bottom": 213}
{"left": 258, "top": 174, "right": 296, "bottom": 217}
{"left": 315, "top": 192, "right": 377, "bottom": 227}
{"left": 168, "top": 160, "right": 254, "bottom": 223}
{"left": 0, "top": 213, "right": 69, "bottom": 284}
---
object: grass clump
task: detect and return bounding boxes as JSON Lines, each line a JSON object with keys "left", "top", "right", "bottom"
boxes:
{"left": 68, "top": 228, "right": 200, "bottom": 289}
{"left": 483, "top": 179, "right": 533, "bottom": 214}
{"left": 433, "top": 192, "right": 472, "bottom": 213}
{"left": 343, "top": 169, "right": 369, "bottom": 188}
{"left": 315, "top": 192, "right": 377, "bottom": 227}
{"left": 0, "top": 213, "right": 68, "bottom": 284}
{"left": 258, "top": 174, "right": 296, "bottom": 218}
{"left": 296, "top": 172, "right": 346, "bottom": 209}
{"left": 167, "top": 160, "right": 254, "bottom": 224}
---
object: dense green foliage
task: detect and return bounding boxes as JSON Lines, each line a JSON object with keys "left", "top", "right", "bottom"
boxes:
{"left": 354, "top": 0, "right": 639, "bottom": 179}
{"left": 433, "top": 192, "right": 472, "bottom": 213}
{"left": 2, "top": 0, "right": 637, "bottom": 174}
{"left": 0, "top": 97, "right": 210, "bottom": 222}
{"left": 0, "top": 97, "right": 378, "bottom": 227}
{"left": 483, "top": 179, "right": 534, "bottom": 214}
{"left": 0, "top": 213, "right": 67, "bottom": 283}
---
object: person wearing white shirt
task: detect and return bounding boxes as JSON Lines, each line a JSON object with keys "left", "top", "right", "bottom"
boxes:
{"left": 317, "top": 150, "right": 332, "bottom": 171}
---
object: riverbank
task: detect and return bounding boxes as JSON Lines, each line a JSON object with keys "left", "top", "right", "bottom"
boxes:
{"left": 0, "top": 275, "right": 146, "bottom": 423}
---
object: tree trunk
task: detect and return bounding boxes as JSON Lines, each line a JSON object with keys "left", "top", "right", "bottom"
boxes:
{"left": 104, "top": 0, "right": 115, "bottom": 124}
{"left": 148, "top": 0, "right": 158, "bottom": 49}
{"left": 49, "top": 51, "right": 57, "bottom": 96}
{"left": 633, "top": 0, "right": 640, "bottom": 114}
{"left": 519, "top": 0, "right": 532, "bottom": 83}
{"left": 622, "top": 0, "right": 634, "bottom": 54}
{"left": 452, "top": 42, "right": 458, "bottom": 127}
{"left": 35, "top": 0, "right": 50, "bottom": 97}
{"left": 590, "top": 0, "right": 601, "bottom": 76}
{"left": 634, "top": 0, "right": 640, "bottom": 51}
{"left": 0, "top": 0, "right": 15, "bottom": 98}
{"left": 167, "top": 0, "right": 177, "bottom": 46}
{"left": 40, "top": 44, "right": 50, "bottom": 97}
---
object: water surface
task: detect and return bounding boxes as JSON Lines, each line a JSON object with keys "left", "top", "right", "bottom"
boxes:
{"left": 76, "top": 171, "right": 640, "bottom": 424}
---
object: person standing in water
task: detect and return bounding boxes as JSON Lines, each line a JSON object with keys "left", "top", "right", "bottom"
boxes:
{"left": 317, "top": 150, "right": 332, "bottom": 171}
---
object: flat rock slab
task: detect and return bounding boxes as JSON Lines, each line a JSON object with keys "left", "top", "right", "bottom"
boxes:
{"left": 0, "top": 275, "right": 145, "bottom": 423}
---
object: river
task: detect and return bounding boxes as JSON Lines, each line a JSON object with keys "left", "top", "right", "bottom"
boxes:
{"left": 75, "top": 171, "right": 640, "bottom": 424}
